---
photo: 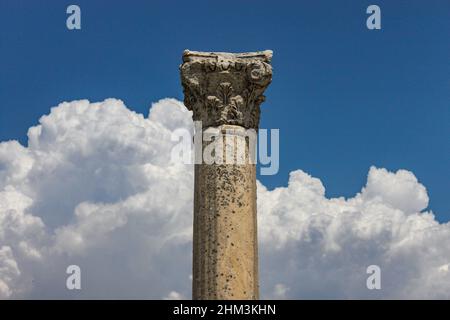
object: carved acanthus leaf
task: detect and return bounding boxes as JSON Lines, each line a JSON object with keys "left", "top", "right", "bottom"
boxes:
{"left": 180, "top": 50, "right": 273, "bottom": 129}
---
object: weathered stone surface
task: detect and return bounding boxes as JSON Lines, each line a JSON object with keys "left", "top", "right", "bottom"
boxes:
{"left": 180, "top": 50, "right": 272, "bottom": 130}
{"left": 193, "top": 126, "right": 258, "bottom": 300}
{"left": 180, "top": 50, "right": 273, "bottom": 300}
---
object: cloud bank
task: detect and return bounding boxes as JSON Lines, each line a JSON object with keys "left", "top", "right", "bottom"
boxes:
{"left": 0, "top": 98, "right": 448, "bottom": 299}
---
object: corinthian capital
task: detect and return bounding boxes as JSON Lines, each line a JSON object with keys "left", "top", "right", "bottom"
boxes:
{"left": 180, "top": 50, "right": 273, "bottom": 129}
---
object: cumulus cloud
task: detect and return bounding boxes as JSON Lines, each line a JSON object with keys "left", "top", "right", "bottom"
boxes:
{"left": 258, "top": 169, "right": 450, "bottom": 299}
{"left": 0, "top": 246, "right": 20, "bottom": 298}
{"left": 0, "top": 98, "right": 448, "bottom": 299}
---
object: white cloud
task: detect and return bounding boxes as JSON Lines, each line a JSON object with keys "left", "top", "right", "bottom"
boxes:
{"left": 257, "top": 169, "right": 450, "bottom": 299}
{"left": 0, "top": 246, "right": 20, "bottom": 298}
{"left": 273, "top": 283, "right": 290, "bottom": 299}
{"left": 0, "top": 98, "right": 448, "bottom": 299}
{"left": 163, "top": 291, "right": 185, "bottom": 300}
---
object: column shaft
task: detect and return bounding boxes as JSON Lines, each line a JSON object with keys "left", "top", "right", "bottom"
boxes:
{"left": 193, "top": 125, "right": 258, "bottom": 299}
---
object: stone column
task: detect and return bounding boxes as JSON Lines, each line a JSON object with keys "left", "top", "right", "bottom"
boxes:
{"left": 180, "top": 50, "right": 273, "bottom": 300}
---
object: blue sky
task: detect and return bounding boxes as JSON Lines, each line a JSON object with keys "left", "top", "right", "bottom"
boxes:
{"left": 0, "top": 0, "right": 449, "bottom": 220}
